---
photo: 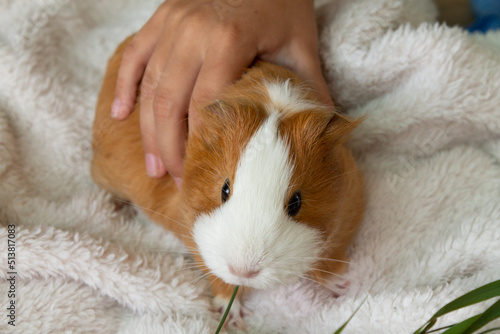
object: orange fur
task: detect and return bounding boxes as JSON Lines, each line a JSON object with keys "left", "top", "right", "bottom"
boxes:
{"left": 91, "top": 35, "right": 364, "bottom": 301}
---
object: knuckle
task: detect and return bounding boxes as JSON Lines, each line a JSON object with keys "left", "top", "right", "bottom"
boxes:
{"left": 187, "top": 8, "right": 208, "bottom": 26}
{"left": 152, "top": 92, "right": 175, "bottom": 121}
{"left": 179, "top": 11, "right": 208, "bottom": 40}
{"left": 140, "top": 71, "right": 159, "bottom": 99}
{"left": 166, "top": 1, "right": 191, "bottom": 25}
{"left": 216, "top": 22, "right": 242, "bottom": 47}
{"left": 122, "top": 41, "right": 141, "bottom": 64}
{"left": 191, "top": 90, "right": 214, "bottom": 109}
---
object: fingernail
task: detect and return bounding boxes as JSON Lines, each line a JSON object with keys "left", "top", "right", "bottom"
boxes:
{"left": 145, "top": 153, "right": 162, "bottom": 177}
{"left": 111, "top": 98, "right": 121, "bottom": 119}
{"left": 174, "top": 177, "right": 182, "bottom": 189}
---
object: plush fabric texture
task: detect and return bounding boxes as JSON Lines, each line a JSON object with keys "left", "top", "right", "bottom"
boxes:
{"left": 0, "top": 0, "right": 499, "bottom": 333}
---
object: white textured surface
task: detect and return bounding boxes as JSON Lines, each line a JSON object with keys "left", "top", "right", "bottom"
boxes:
{"left": 0, "top": 0, "right": 499, "bottom": 333}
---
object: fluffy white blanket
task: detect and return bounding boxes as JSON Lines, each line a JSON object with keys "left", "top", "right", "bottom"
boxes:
{"left": 0, "top": 0, "right": 499, "bottom": 333}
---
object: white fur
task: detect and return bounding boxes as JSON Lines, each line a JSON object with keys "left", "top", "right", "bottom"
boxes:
{"left": 193, "top": 113, "right": 322, "bottom": 289}
{"left": 263, "top": 79, "right": 323, "bottom": 116}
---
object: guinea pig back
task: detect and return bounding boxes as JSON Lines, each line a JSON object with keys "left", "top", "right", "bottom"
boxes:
{"left": 91, "top": 35, "right": 364, "bottom": 302}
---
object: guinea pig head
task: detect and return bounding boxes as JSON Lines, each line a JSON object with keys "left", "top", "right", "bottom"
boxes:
{"left": 180, "top": 62, "right": 362, "bottom": 290}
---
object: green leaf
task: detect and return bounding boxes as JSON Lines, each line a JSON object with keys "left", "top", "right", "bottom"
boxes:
{"left": 415, "top": 280, "right": 500, "bottom": 334}
{"left": 433, "top": 280, "right": 500, "bottom": 319}
{"left": 215, "top": 285, "right": 239, "bottom": 334}
{"left": 477, "top": 327, "right": 500, "bottom": 334}
{"left": 461, "top": 298, "right": 500, "bottom": 334}
{"left": 441, "top": 315, "right": 481, "bottom": 334}
{"left": 414, "top": 319, "right": 437, "bottom": 334}
{"left": 333, "top": 297, "right": 367, "bottom": 334}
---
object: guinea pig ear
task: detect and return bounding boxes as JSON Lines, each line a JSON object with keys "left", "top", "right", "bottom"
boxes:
{"left": 322, "top": 111, "right": 362, "bottom": 144}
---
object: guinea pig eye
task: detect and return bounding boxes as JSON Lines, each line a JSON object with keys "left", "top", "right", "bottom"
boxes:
{"left": 221, "top": 179, "right": 230, "bottom": 203}
{"left": 287, "top": 191, "right": 302, "bottom": 217}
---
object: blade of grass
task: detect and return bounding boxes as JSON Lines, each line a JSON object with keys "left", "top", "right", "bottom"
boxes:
{"left": 433, "top": 299, "right": 500, "bottom": 334}
{"left": 440, "top": 314, "right": 481, "bottom": 334}
{"left": 415, "top": 319, "right": 438, "bottom": 334}
{"left": 215, "top": 285, "right": 239, "bottom": 334}
{"left": 477, "top": 327, "right": 500, "bottom": 333}
{"left": 414, "top": 280, "right": 500, "bottom": 334}
{"left": 425, "top": 324, "right": 455, "bottom": 333}
{"left": 333, "top": 297, "right": 367, "bottom": 334}
{"left": 433, "top": 281, "right": 500, "bottom": 319}
{"left": 461, "top": 298, "right": 500, "bottom": 334}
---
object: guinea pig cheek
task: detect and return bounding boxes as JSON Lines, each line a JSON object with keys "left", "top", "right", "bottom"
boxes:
{"left": 193, "top": 207, "right": 323, "bottom": 289}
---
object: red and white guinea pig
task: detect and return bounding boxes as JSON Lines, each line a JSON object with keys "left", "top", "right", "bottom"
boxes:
{"left": 91, "top": 35, "right": 364, "bottom": 317}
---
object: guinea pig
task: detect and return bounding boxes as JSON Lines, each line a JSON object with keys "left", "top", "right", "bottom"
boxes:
{"left": 91, "top": 35, "right": 364, "bottom": 324}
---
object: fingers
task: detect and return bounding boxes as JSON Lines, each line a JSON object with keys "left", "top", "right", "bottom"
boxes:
{"left": 112, "top": 7, "right": 165, "bottom": 120}
{"left": 144, "top": 31, "right": 254, "bottom": 184}
{"left": 110, "top": 0, "right": 330, "bottom": 188}
{"left": 138, "top": 34, "right": 176, "bottom": 179}
{"left": 188, "top": 45, "right": 256, "bottom": 133}
{"left": 150, "top": 47, "right": 202, "bottom": 183}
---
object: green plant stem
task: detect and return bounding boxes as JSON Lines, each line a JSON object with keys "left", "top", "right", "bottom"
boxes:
{"left": 333, "top": 297, "right": 367, "bottom": 334}
{"left": 425, "top": 324, "right": 454, "bottom": 333}
{"left": 215, "top": 285, "right": 240, "bottom": 334}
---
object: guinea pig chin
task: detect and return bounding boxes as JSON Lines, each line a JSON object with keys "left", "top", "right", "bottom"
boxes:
{"left": 192, "top": 115, "right": 323, "bottom": 289}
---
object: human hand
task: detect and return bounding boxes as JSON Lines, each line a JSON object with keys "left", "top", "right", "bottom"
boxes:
{"left": 111, "top": 0, "right": 333, "bottom": 188}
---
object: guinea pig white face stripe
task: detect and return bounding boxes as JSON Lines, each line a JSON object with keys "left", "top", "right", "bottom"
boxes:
{"left": 263, "top": 80, "right": 323, "bottom": 116}
{"left": 193, "top": 113, "right": 323, "bottom": 289}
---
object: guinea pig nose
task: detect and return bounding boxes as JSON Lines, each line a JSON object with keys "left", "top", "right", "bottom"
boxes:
{"left": 228, "top": 264, "right": 261, "bottom": 279}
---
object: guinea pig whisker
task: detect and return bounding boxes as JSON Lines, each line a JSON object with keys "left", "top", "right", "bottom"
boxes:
{"left": 189, "top": 271, "right": 212, "bottom": 286}
{"left": 309, "top": 268, "right": 348, "bottom": 281}
{"left": 287, "top": 168, "right": 359, "bottom": 192}
{"left": 172, "top": 264, "right": 203, "bottom": 271}
{"left": 184, "top": 247, "right": 202, "bottom": 255}
{"left": 295, "top": 199, "right": 320, "bottom": 203}
{"left": 272, "top": 276, "right": 288, "bottom": 288}
{"left": 275, "top": 270, "right": 339, "bottom": 301}
{"left": 190, "top": 264, "right": 207, "bottom": 271}
{"left": 288, "top": 256, "right": 355, "bottom": 266}
{"left": 286, "top": 169, "right": 310, "bottom": 190}
{"left": 316, "top": 258, "right": 355, "bottom": 266}
{"left": 112, "top": 199, "right": 195, "bottom": 237}
{"left": 296, "top": 273, "right": 345, "bottom": 297}
{"left": 180, "top": 250, "right": 202, "bottom": 258}
{"left": 313, "top": 169, "right": 361, "bottom": 189}
{"left": 192, "top": 260, "right": 208, "bottom": 267}
{"left": 180, "top": 245, "right": 199, "bottom": 251}
{"left": 188, "top": 258, "right": 207, "bottom": 266}
{"left": 207, "top": 141, "right": 223, "bottom": 160}
{"left": 116, "top": 247, "right": 192, "bottom": 257}
{"left": 105, "top": 235, "right": 199, "bottom": 251}
{"left": 171, "top": 265, "right": 206, "bottom": 275}
{"left": 192, "top": 164, "right": 225, "bottom": 182}
{"left": 133, "top": 248, "right": 192, "bottom": 256}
